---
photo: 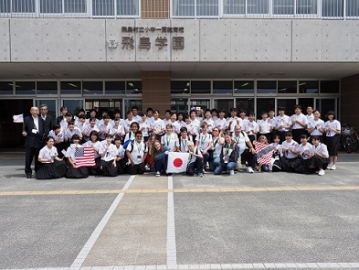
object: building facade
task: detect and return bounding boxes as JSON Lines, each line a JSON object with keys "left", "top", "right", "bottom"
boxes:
{"left": 1, "top": 0, "right": 359, "bottom": 146}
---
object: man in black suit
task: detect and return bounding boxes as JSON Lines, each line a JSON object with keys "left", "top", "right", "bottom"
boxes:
{"left": 22, "top": 107, "right": 45, "bottom": 178}
{"left": 40, "top": 104, "right": 55, "bottom": 136}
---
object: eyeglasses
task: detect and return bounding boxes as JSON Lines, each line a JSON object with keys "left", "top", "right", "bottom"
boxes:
{"left": 213, "top": 130, "right": 219, "bottom": 132}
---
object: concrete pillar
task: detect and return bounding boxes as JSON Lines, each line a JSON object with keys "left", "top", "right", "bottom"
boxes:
{"left": 142, "top": 71, "right": 171, "bottom": 114}
{"left": 341, "top": 73, "right": 359, "bottom": 133}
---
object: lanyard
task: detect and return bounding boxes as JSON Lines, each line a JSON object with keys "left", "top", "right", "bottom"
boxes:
{"left": 135, "top": 141, "right": 142, "bottom": 152}
{"left": 224, "top": 144, "right": 230, "bottom": 155}
{"left": 166, "top": 134, "right": 171, "bottom": 146}
{"left": 213, "top": 138, "right": 218, "bottom": 148}
{"left": 201, "top": 134, "right": 207, "bottom": 145}
{"left": 181, "top": 138, "right": 187, "bottom": 149}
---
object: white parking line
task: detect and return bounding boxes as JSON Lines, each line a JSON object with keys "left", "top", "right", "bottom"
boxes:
{"left": 70, "top": 175, "right": 135, "bottom": 269}
{"left": 167, "top": 175, "right": 177, "bottom": 267}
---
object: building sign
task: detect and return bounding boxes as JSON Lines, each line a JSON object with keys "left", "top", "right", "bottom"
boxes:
{"left": 107, "top": 26, "right": 185, "bottom": 51}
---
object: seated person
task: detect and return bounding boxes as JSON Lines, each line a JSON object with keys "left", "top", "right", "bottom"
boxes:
{"left": 65, "top": 134, "right": 89, "bottom": 179}
{"left": 83, "top": 131, "right": 102, "bottom": 175}
{"left": 114, "top": 135, "right": 127, "bottom": 175}
{"left": 280, "top": 132, "right": 299, "bottom": 172}
{"left": 99, "top": 134, "right": 118, "bottom": 177}
{"left": 150, "top": 140, "right": 169, "bottom": 177}
{"left": 253, "top": 135, "right": 274, "bottom": 173}
{"left": 36, "top": 136, "right": 67, "bottom": 180}
{"left": 186, "top": 141, "right": 203, "bottom": 177}
{"left": 214, "top": 131, "right": 239, "bottom": 176}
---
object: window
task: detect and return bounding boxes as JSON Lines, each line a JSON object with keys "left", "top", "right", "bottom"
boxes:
{"left": 105, "top": 81, "right": 126, "bottom": 95}
{"left": 0, "top": 82, "right": 13, "bottom": 95}
{"left": 15, "top": 81, "right": 36, "bottom": 95}
{"left": 273, "top": 0, "right": 294, "bottom": 15}
{"left": 223, "top": 0, "right": 245, "bottom": 15}
{"left": 171, "top": 81, "right": 190, "bottom": 94}
{"left": 64, "top": 0, "right": 86, "bottom": 13}
{"left": 127, "top": 81, "right": 142, "bottom": 94}
{"left": 298, "top": 80, "right": 319, "bottom": 93}
{"left": 296, "top": 0, "right": 317, "bottom": 15}
{"left": 278, "top": 81, "right": 297, "bottom": 94}
{"left": 93, "top": 0, "right": 114, "bottom": 16}
{"left": 93, "top": 0, "right": 139, "bottom": 16}
{"left": 320, "top": 80, "right": 340, "bottom": 93}
{"left": 37, "top": 81, "right": 58, "bottom": 95}
{"left": 40, "top": 0, "right": 62, "bottom": 13}
{"left": 191, "top": 81, "right": 211, "bottom": 94}
{"left": 61, "top": 81, "right": 81, "bottom": 95}
{"left": 172, "top": 0, "right": 219, "bottom": 16}
{"left": 257, "top": 81, "right": 277, "bottom": 94}
{"left": 247, "top": 0, "right": 269, "bottom": 14}
{"left": 322, "top": 0, "right": 343, "bottom": 17}
{"left": 346, "top": 0, "right": 359, "bottom": 16}
{"left": 83, "top": 81, "right": 103, "bottom": 95}
{"left": 256, "top": 98, "right": 275, "bottom": 119}
{"left": 117, "top": 0, "right": 139, "bottom": 16}
{"left": 171, "top": 98, "right": 189, "bottom": 112}
{"left": 236, "top": 98, "right": 255, "bottom": 115}
{"left": 213, "top": 81, "right": 233, "bottom": 94}
{"left": 0, "top": 0, "right": 35, "bottom": 13}
{"left": 234, "top": 81, "right": 255, "bottom": 94}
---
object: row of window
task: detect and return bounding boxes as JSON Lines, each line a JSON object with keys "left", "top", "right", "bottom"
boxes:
{"left": 0, "top": 0, "right": 139, "bottom": 16}
{"left": 173, "top": 0, "right": 359, "bottom": 18}
{"left": 0, "top": 80, "right": 339, "bottom": 96}
{"left": 0, "top": 0, "right": 358, "bottom": 18}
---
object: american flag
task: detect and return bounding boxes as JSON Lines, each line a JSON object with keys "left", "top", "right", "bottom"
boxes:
{"left": 74, "top": 146, "right": 96, "bottom": 168}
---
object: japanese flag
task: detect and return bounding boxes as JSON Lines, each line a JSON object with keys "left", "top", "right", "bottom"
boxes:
{"left": 167, "top": 152, "right": 189, "bottom": 173}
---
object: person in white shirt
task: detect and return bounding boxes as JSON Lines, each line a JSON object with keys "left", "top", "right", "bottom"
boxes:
{"left": 110, "top": 118, "right": 126, "bottom": 142}
{"left": 99, "top": 134, "right": 118, "bottom": 177}
{"left": 145, "top": 107, "right": 155, "bottom": 128}
{"left": 178, "top": 127, "right": 192, "bottom": 153}
{"left": 214, "top": 109, "right": 228, "bottom": 131}
{"left": 290, "top": 105, "right": 308, "bottom": 143}
{"left": 186, "top": 141, "right": 203, "bottom": 177}
{"left": 139, "top": 113, "right": 150, "bottom": 142}
{"left": 98, "top": 115, "right": 113, "bottom": 141}
{"left": 232, "top": 125, "right": 256, "bottom": 173}
{"left": 161, "top": 123, "right": 179, "bottom": 152}
{"left": 280, "top": 132, "right": 299, "bottom": 172}
{"left": 184, "top": 116, "right": 198, "bottom": 140}
{"left": 267, "top": 108, "right": 276, "bottom": 142}
{"left": 177, "top": 113, "right": 186, "bottom": 128}
{"left": 82, "top": 131, "right": 102, "bottom": 175}
{"left": 273, "top": 107, "right": 292, "bottom": 143}
{"left": 75, "top": 115, "right": 87, "bottom": 132}
{"left": 48, "top": 124, "right": 65, "bottom": 158}
{"left": 291, "top": 134, "right": 314, "bottom": 173}
{"left": 310, "top": 136, "right": 329, "bottom": 175}
{"left": 126, "top": 131, "right": 148, "bottom": 175}
{"left": 114, "top": 135, "right": 127, "bottom": 175}
{"left": 258, "top": 111, "right": 272, "bottom": 143}
{"left": 211, "top": 109, "right": 218, "bottom": 122}
{"left": 169, "top": 113, "right": 181, "bottom": 135}
{"left": 124, "top": 111, "right": 137, "bottom": 133}
{"left": 64, "top": 121, "right": 82, "bottom": 146}
{"left": 189, "top": 109, "right": 201, "bottom": 135}
{"left": 82, "top": 118, "right": 100, "bottom": 142}
{"left": 307, "top": 110, "right": 325, "bottom": 142}
{"left": 202, "top": 110, "right": 215, "bottom": 133}
{"left": 306, "top": 106, "right": 314, "bottom": 122}
{"left": 324, "top": 111, "right": 341, "bottom": 170}
{"left": 123, "top": 122, "right": 139, "bottom": 146}
{"left": 226, "top": 108, "right": 242, "bottom": 134}
{"left": 244, "top": 112, "right": 259, "bottom": 143}
{"left": 65, "top": 134, "right": 89, "bottom": 178}
{"left": 195, "top": 122, "right": 213, "bottom": 174}
{"left": 131, "top": 106, "right": 142, "bottom": 123}
{"left": 239, "top": 110, "right": 249, "bottom": 130}
{"left": 36, "top": 136, "right": 67, "bottom": 179}
{"left": 150, "top": 110, "right": 165, "bottom": 140}
{"left": 163, "top": 110, "right": 172, "bottom": 126}
{"left": 208, "top": 128, "right": 225, "bottom": 171}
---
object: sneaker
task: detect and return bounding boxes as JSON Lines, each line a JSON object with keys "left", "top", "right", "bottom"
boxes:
{"left": 315, "top": 170, "right": 319, "bottom": 174}
{"left": 327, "top": 163, "right": 333, "bottom": 170}
{"left": 331, "top": 165, "right": 336, "bottom": 170}
{"left": 318, "top": 169, "right": 325, "bottom": 176}
{"left": 155, "top": 171, "right": 160, "bottom": 177}
{"left": 230, "top": 170, "right": 235, "bottom": 176}
{"left": 247, "top": 167, "right": 254, "bottom": 173}
{"left": 198, "top": 173, "right": 203, "bottom": 177}
{"left": 202, "top": 169, "right": 207, "bottom": 174}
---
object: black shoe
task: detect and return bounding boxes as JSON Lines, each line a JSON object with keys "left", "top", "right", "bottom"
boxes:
{"left": 26, "top": 173, "right": 32, "bottom": 179}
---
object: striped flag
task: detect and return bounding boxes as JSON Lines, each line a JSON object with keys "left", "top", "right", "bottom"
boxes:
{"left": 74, "top": 146, "right": 96, "bottom": 168}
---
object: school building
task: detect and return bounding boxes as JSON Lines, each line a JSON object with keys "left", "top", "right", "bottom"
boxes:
{"left": 0, "top": 0, "right": 359, "bottom": 146}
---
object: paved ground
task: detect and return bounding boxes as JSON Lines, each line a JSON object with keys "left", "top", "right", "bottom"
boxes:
{"left": 0, "top": 152, "right": 359, "bottom": 270}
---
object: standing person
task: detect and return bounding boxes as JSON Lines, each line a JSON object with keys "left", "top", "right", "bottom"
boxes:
{"left": 307, "top": 110, "right": 325, "bottom": 142}
{"left": 195, "top": 122, "right": 212, "bottom": 174}
{"left": 177, "top": 113, "right": 186, "bottom": 128}
{"left": 161, "top": 124, "right": 179, "bottom": 152}
{"left": 36, "top": 136, "right": 67, "bottom": 180}
{"left": 170, "top": 113, "right": 181, "bottom": 135}
{"left": 65, "top": 134, "right": 89, "bottom": 178}
{"left": 48, "top": 124, "right": 65, "bottom": 158}
{"left": 325, "top": 111, "right": 341, "bottom": 170}
{"left": 40, "top": 104, "right": 55, "bottom": 136}
{"left": 214, "top": 131, "right": 239, "bottom": 176}
{"left": 208, "top": 128, "right": 225, "bottom": 171}
{"left": 99, "top": 134, "right": 118, "bottom": 177}
{"left": 290, "top": 105, "right": 308, "bottom": 143}
{"left": 56, "top": 106, "right": 68, "bottom": 125}
{"left": 202, "top": 110, "right": 215, "bottom": 134}
{"left": 244, "top": 112, "right": 259, "bottom": 143}
{"left": 126, "top": 131, "right": 148, "bottom": 175}
{"left": 214, "top": 109, "right": 227, "bottom": 131}
{"left": 82, "top": 117, "right": 100, "bottom": 142}
{"left": 22, "top": 107, "right": 45, "bottom": 178}
{"left": 132, "top": 106, "right": 142, "bottom": 122}
{"left": 98, "top": 115, "right": 113, "bottom": 141}
{"left": 273, "top": 107, "right": 291, "bottom": 143}
{"left": 146, "top": 108, "right": 155, "bottom": 128}
{"left": 110, "top": 118, "right": 126, "bottom": 142}
{"left": 139, "top": 113, "right": 150, "bottom": 142}
{"left": 258, "top": 111, "right": 272, "bottom": 143}
{"left": 163, "top": 110, "right": 172, "bottom": 126}
{"left": 226, "top": 108, "right": 241, "bottom": 134}
{"left": 186, "top": 141, "right": 203, "bottom": 177}
{"left": 124, "top": 110, "right": 136, "bottom": 133}
{"left": 306, "top": 106, "right": 314, "bottom": 122}
{"left": 151, "top": 110, "right": 165, "bottom": 141}
{"left": 267, "top": 108, "right": 276, "bottom": 142}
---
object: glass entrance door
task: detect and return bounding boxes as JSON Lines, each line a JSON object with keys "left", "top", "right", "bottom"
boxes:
{"left": 35, "top": 99, "right": 57, "bottom": 118}
{"left": 62, "top": 99, "right": 84, "bottom": 117}
{"left": 277, "top": 98, "right": 297, "bottom": 115}
{"left": 85, "top": 99, "right": 122, "bottom": 118}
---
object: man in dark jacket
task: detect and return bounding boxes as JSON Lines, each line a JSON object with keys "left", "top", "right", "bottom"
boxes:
{"left": 22, "top": 107, "right": 45, "bottom": 178}
{"left": 40, "top": 104, "right": 55, "bottom": 136}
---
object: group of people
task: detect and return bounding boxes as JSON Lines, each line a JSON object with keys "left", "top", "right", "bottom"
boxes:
{"left": 22, "top": 103, "right": 341, "bottom": 179}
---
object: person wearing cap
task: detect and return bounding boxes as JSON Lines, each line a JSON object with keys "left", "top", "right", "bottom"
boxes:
{"left": 56, "top": 106, "right": 68, "bottom": 125}
{"left": 273, "top": 107, "right": 291, "bottom": 143}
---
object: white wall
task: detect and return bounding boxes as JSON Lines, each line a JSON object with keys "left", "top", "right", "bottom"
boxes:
{"left": 1, "top": 18, "right": 359, "bottom": 63}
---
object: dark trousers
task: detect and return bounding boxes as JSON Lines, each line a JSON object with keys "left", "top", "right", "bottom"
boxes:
{"left": 241, "top": 149, "right": 255, "bottom": 168}
{"left": 128, "top": 163, "right": 145, "bottom": 175}
{"left": 25, "top": 147, "right": 41, "bottom": 174}
{"left": 292, "top": 128, "right": 305, "bottom": 143}
{"left": 187, "top": 159, "right": 203, "bottom": 176}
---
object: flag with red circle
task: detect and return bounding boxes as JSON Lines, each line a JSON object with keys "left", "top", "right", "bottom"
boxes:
{"left": 167, "top": 152, "right": 189, "bottom": 173}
